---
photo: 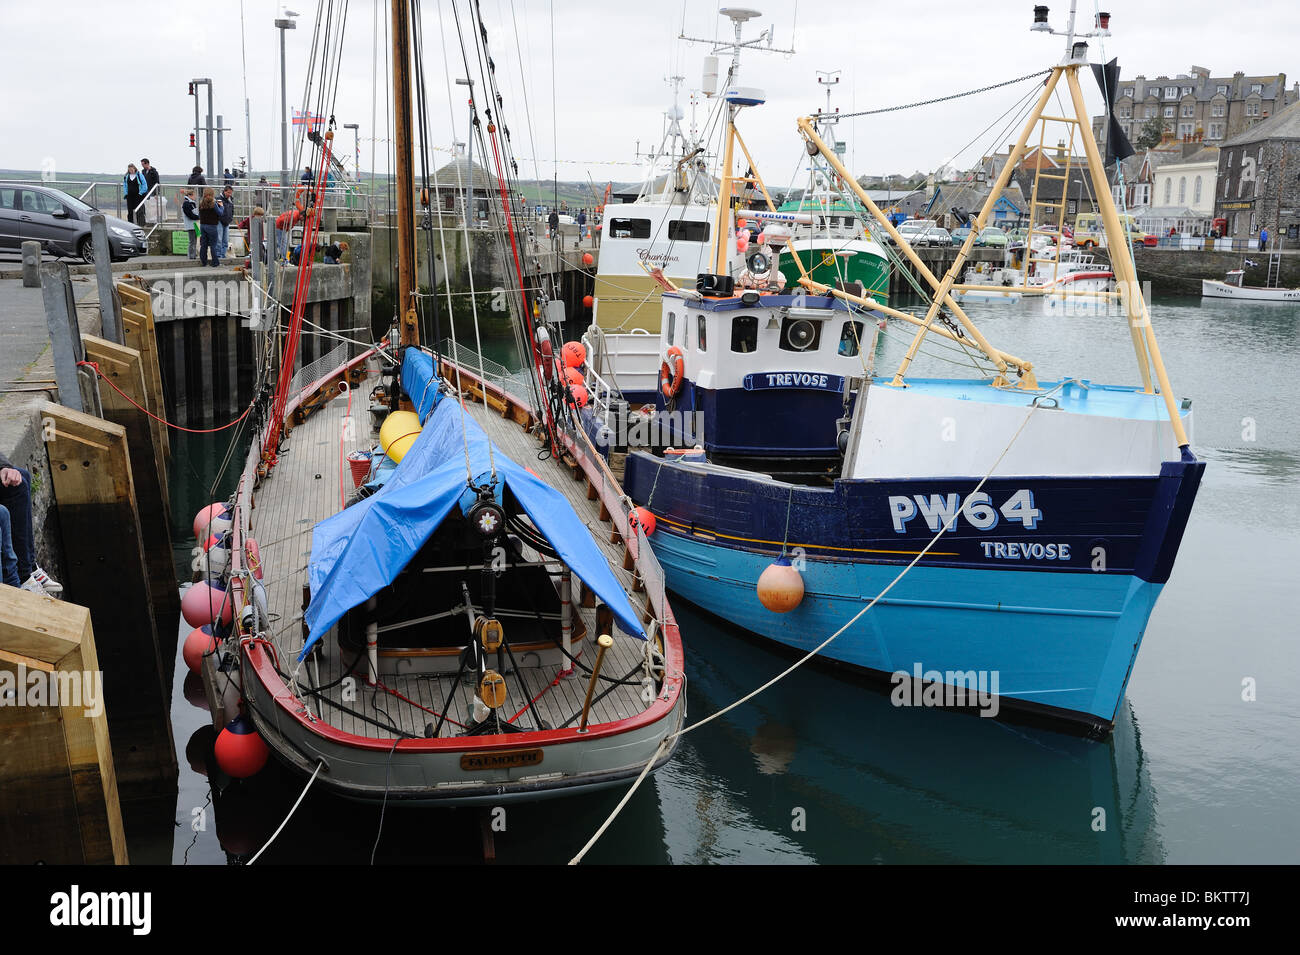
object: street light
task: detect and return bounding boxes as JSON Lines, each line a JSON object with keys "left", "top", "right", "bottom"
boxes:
{"left": 275, "top": 8, "right": 299, "bottom": 209}
{"left": 455, "top": 78, "right": 475, "bottom": 223}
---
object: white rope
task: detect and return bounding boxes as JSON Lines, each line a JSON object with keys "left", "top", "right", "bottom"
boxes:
{"left": 245, "top": 759, "right": 323, "bottom": 865}
{"left": 569, "top": 380, "right": 1065, "bottom": 864}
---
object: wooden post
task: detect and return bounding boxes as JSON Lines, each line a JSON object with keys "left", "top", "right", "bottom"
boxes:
{"left": 40, "top": 262, "right": 85, "bottom": 413}
{"left": 40, "top": 401, "right": 178, "bottom": 797}
{"left": 0, "top": 589, "right": 128, "bottom": 864}
{"left": 116, "top": 279, "right": 172, "bottom": 481}
{"left": 81, "top": 334, "right": 180, "bottom": 677}
{"left": 89, "top": 215, "right": 123, "bottom": 344}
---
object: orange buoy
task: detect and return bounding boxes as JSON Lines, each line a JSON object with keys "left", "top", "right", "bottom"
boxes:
{"left": 564, "top": 367, "right": 584, "bottom": 388}
{"left": 582, "top": 252, "right": 594, "bottom": 267}
{"left": 629, "top": 506, "right": 656, "bottom": 536}
{"left": 757, "top": 557, "right": 804, "bottom": 613}
{"left": 582, "top": 294, "right": 594, "bottom": 309}
{"left": 737, "top": 217, "right": 748, "bottom": 230}
{"left": 182, "top": 625, "right": 219, "bottom": 674}
{"left": 214, "top": 715, "right": 269, "bottom": 778}
{"left": 562, "top": 341, "right": 586, "bottom": 368}
{"left": 571, "top": 385, "right": 589, "bottom": 408}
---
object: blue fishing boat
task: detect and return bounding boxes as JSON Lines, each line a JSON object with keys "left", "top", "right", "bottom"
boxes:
{"left": 577, "top": 7, "right": 1202, "bottom": 736}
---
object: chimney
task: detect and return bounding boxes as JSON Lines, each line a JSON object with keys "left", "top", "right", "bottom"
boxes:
{"left": 1055, "top": 139, "right": 1066, "bottom": 161}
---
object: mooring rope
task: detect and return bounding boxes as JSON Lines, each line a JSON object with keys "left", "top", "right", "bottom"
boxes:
{"left": 245, "top": 759, "right": 324, "bottom": 865}
{"left": 568, "top": 379, "right": 1067, "bottom": 864}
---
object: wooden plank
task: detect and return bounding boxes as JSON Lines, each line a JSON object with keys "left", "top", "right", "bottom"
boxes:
{"left": 0, "top": 588, "right": 128, "bottom": 864}
{"left": 81, "top": 335, "right": 179, "bottom": 674}
{"left": 40, "top": 401, "right": 177, "bottom": 798}
{"left": 117, "top": 283, "right": 171, "bottom": 473}
{"left": 197, "top": 317, "right": 214, "bottom": 427}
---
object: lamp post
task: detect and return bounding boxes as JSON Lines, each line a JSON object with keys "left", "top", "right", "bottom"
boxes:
{"left": 275, "top": 9, "right": 299, "bottom": 209}
{"left": 455, "top": 78, "right": 475, "bottom": 224}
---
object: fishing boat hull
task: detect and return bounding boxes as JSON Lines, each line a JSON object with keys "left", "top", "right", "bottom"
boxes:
{"left": 1201, "top": 279, "right": 1300, "bottom": 301}
{"left": 779, "top": 238, "right": 890, "bottom": 301}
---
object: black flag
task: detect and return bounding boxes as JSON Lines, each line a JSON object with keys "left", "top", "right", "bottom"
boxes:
{"left": 1092, "top": 59, "right": 1136, "bottom": 167}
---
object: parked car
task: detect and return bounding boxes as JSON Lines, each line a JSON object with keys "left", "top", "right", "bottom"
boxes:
{"left": 913, "top": 226, "right": 952, "bottom": 247}
{"left": 976, "top": 226, "right": 1008, "bottom": 248}
{"left": 0, "top": 183, "right": 146, "bottom": 263}
{"left": 951, "top": 225, "right": 973, "bottom": 245}
{"left": 886, "top": 218, "right": 936, "bottom": 245}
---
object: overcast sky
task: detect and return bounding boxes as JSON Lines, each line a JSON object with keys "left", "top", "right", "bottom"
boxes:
{"left": 2, "top": 0, "right": 1297, "bottom": 188}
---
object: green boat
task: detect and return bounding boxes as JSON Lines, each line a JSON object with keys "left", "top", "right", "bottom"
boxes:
{"left": 775, "top": 193, "right": 891, "bottom": 302}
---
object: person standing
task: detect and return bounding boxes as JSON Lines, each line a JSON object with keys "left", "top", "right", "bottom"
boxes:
{"left": 180, "top": 188, "right": 200, "bottom": 260}
{"left": 223, "top": 168, "right": 234, "bottom": 188}
{"left": 548, "top": 208, "right": 559, "bottom": 242}
{"left": 123, "top": 163, "right": 148, "bottom": 226}
{"left": 0, "top": 452, "right": 62, "bottom": 596}
{"left": 188, "top": 165, "right": 206, "bottom": 186}
{"left": 256, "top": 175, "right": 271, "bottom": 211}
{"left": 140, "top": 158, "right": 161, "bottom": 222}
{"left": 577, "top": 208, "right": 587, "bottom": 242}
{"left": 217, "top": 184, "right": 236, "bottom": 260}
{"left": 1259, "top": 226, "right": 1269, "bottom": 252}
{"left": 301, "top": 166, "right": 314, "bottom": 184}
{"left": 197, "top": 189, "right": 221, "bottom": 266}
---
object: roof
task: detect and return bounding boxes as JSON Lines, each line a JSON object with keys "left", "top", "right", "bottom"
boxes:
{"left": 431, "top": 156, "right": 497, "bottom": 191}
{"left": 1012, "top": 165, "right": 1100, "bottom": 203}
{"left": 1153, "top": 146, "right": 1220, "bottom": 169}
{"left": 1221, "top": 98, "right": 1300, "bottom": 146}
{"left": 863, "top": 188, "right": 924, "bottom": 203}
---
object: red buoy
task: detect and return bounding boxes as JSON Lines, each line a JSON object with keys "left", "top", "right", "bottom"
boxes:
{"left": 582, "top": 294, "right": 594, "bottom": 309}
{"left": 582, "top": 252, "right": 594, "bottom": 267}
{"left": 629, "top": 506, "right": 656, "bottom": 536}
{"left": 562, "top": 341, "right": 586, "bottom": 368}
{"left": 214, "top": 714, "right": 269, "bottom": 779}
{"left": 571, "top": 385, "right": 589, "bottom": 408}
{"left": 564, "top": 367, "right": 584, "bottom": 388}
{"left": 182, "top": 625, "right": 218, "bottom": 674}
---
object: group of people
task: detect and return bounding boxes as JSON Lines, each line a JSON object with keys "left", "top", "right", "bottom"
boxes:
{"left": 121, "top": 158, "right": 161, "bottom": 226}
{"left": 179, "top": 184, "right": 237, "bottom": 266}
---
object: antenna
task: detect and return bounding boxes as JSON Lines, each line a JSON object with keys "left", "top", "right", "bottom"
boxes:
{"left": 1029, "top": 2, "right": 1111, "bottom": 62}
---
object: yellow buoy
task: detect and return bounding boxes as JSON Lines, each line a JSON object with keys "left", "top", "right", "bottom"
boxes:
{"left": 757, "top": 557, "right": 804, "bottom": 613}
{"left": 379, "top": 410, "right": 422, "bottom": 463}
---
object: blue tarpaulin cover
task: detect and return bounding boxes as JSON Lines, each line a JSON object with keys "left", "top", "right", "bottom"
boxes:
{"left": 300, "top": 353, "right": 644, "bottom": 658}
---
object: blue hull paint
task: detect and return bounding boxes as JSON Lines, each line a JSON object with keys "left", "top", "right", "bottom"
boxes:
{"left": 653, "top": 529, "right": 1160, "bottom": 729}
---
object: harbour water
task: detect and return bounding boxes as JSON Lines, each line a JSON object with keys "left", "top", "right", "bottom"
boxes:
{"left": 165, "top": 294, "right": 1299, "bottom": 864}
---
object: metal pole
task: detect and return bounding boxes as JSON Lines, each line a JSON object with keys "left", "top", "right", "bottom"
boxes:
{"left": 217, "top": 113, "right": 225, "bottom": 183}
{"left": 89, "top": 216, "right": 123, "bottom": 344}
{"left": 206, "top": 82, "right": 215, "bottom": 182}
{"left": 193, "top": 87, "right": 202, "bottom": 168}
{"left": 280, "top": 25, "right": 290, "bottom": 211}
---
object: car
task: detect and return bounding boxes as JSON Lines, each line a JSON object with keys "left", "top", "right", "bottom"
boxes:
{"left": 913, "top": 226, "right": 952, "bottom": 247}
{"left": 951, "top": 225, "right": 973, "bottom": 245}
{"left": 0, "top": 183, "right": 146, "bottom": 263}
{"left": 976, "top": 227, "right": 1008, "bottom": 248}
{"left": 886, "top": 218, "right": 937, "bottom": 245}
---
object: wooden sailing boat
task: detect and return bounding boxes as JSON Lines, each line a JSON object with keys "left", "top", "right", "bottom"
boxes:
{"left": 192, "top": 0, "right": 684, "bottom": 804}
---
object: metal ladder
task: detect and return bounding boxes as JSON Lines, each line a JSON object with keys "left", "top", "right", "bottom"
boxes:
{"left": 1266, "top": 247, "right": 1282, "bottom": 288}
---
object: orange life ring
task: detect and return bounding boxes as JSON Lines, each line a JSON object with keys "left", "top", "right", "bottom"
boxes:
{"left": 659, "top": 346, "right": 685, "bottom": 401}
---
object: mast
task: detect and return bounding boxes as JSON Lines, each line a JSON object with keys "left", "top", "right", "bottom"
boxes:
{"left": 392, "top": 0, "right": 419, "bottom": 346}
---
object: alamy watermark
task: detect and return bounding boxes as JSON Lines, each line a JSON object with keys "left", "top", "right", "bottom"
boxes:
{"left": 890, "top": 663, "right": 1000, "bottom": 717}
{"left": 150, "top": 273, "right": 254, "bottom": 319}
{"left": 0, "top": 664, "right": 103, "bottom": 718}
{"left": 589, "top": 410, "right": 704, "bottom": 450}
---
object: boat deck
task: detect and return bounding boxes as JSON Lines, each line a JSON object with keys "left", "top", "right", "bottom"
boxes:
{"left": 251, "top": 375, "right": 656, "bottom": 740}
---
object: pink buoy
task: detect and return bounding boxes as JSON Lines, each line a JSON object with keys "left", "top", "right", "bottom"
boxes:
{"left": 629, "top": 506, "right": 656, "bottom": 536}
{"left": 182, "top": 579, "right": 235, "bottom": 628}
{"left": 182, "top": 625, "right": 219, "bottom": 674}
{"left": 214, "top": 714, "right": 269, "bottom": 779}
{"left": 201, "top": 533, "right": 230, "bottom": 575}
{"left": 193, "top": 502, "right": 232, "bottom": 542}
{"left": 244, "top": 537, "right": 263, "bottom": 580}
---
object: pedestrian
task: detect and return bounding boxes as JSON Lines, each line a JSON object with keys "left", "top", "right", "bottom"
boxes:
{"left": 180, "top": 188, "right": 201, "bottom": 260}
{"left": 217, "top": 184, "right": 236, "bottom": 260}
{"left": 273, "top": 206, "right": 298, "bottom": 261}
{"left": 188, "top": 165, "right": 206, "bottom": 186}
{"left": 123, "top": 163, "right": 148, "bottom": 226}
{"left": 577, "top": 208, "right": 587, "bottom": 241}
{"left": 301, "top": 166, "right": 314, "bottom": 184}
{"left": 256, "top": 176, "right": 271, "bottom": 211}
{"left": 321, "top": 238, "right": 348, "bottom": 264}
{"left": 223, "top": 168, "right": 234, "bottom": 188}
{"left": 1259, "top": 226, "right": 1269, "bottom": 251}
{"left": 0, "top": 452, "right": 62, "bottom": 596}
{"left": 548, "top": 208, "right": 559, "bottom": 241}
{"left": 197, "top": 188, "right": 221, "bottom": 266}
{"left": 140, "top": 158, "right": 161, "bottom": 222}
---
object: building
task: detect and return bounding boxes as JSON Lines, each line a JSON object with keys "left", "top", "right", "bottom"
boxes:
{"left": 1093, "top": 66, "right": 1298, "bottom": 150}
{"left": 1214, "top": 98, "right": 1300, "bottom": 244}
{"left": 863, "top": 188, "right": 927, "bottom": 220}
{"left": 1141, "top": 146, "right": 1219, "bottom": 235}
{"left": 431, "top": 149, "right": 497, "bottom": 221}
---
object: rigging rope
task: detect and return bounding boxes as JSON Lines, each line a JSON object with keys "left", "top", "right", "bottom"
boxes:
{"left": 837, "top": 69, "right": 1053, "bottom": 120}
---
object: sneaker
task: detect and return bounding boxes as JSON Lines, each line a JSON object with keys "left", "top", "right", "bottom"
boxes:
{"left": 24, "top": 567, "right": 63, "bottom": 596}
{"left": 20, "top": 578, "right": 46, "bottom": 595}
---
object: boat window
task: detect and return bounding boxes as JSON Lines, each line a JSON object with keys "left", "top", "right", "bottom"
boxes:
{"left": 731, "top": 315, "right": 758, "bottom": 353}
{"left": 838, "top": 320, "right": 865, "bottom": 357}
{"left": 666, "top": 311, "right": 676, "bottom": 346}
{"left": 668, "top": 219, "right": 710, "bottom": 242}
{"left": 609, "top": 217, "right": 651, "bottom": 239}
{"left": 779, "top": 316, "right": 821, "bottom": 352}
{"left": 697, "top": 314, "right": 707, "bottom": 352}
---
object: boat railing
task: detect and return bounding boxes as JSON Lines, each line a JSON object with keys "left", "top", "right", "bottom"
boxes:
{"left": 438, "top": 338, "right": 536, "bottom": 410}
{"left": 290, "top": 341, "right": 353, "bottom": 398}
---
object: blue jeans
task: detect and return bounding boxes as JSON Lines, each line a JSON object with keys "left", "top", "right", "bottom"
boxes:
{"left": 217, "top": 223, "right": 230, "bottom": 259}
{"left": 199, "top": 224, "right": 219, "bottom": 266}
{"left": 0, "top": 468, "right": 35, "bottom": 587}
